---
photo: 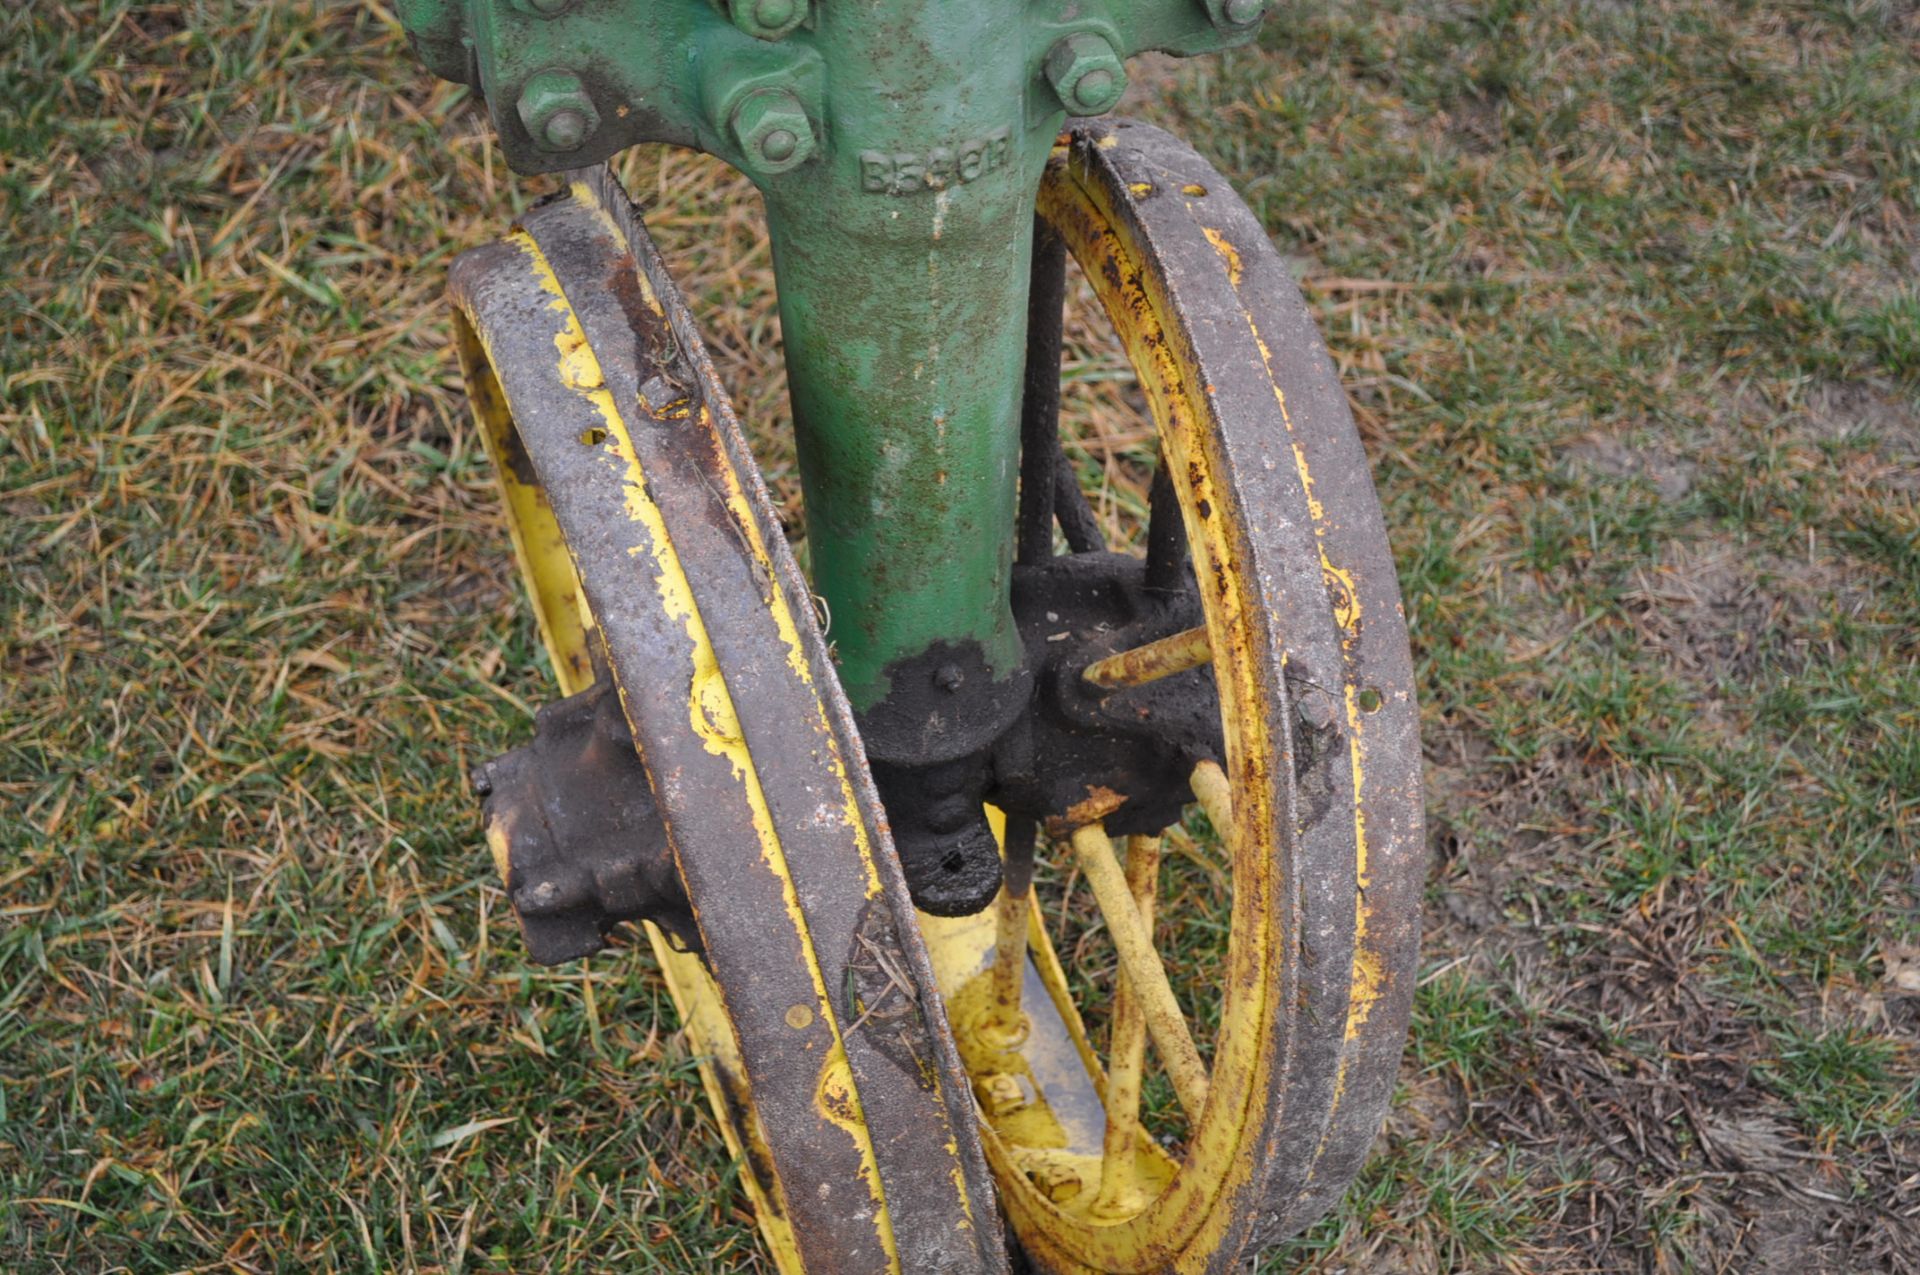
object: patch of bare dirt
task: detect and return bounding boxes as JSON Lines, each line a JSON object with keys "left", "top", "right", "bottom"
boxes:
{"left": 1568, "top": 433, "right": 1699, "bottom": 501}
{"left": 1800, "top": 381, "right": 1920, "bottom": 450}
{"left": 1415, "top": 858, "right": 1920, "bottom": 1271}
{"left": 1800, "top": 381, "right": 1920, "bottom": 494}
{"left": 1619, "top": 543, "right": 1813, "bottom": 687}
{"left": 1444, "top": 91, "right": 1506, "bottom": 156}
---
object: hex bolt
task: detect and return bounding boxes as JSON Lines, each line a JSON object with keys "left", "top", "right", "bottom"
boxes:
{"left": 1223, "top": 0, "right": 1267, "bottom": 24}
{"left": 516, "top": 69, "right": 600, "bottom": 153}
{"left": 1044, "top": 33, "right": 1128, "bottom": 118}
{"left": 731, "top": 0, "right": 807, "bottom": 41}
{"left": 728, "top": 88, "right": 817, "bottom": 175}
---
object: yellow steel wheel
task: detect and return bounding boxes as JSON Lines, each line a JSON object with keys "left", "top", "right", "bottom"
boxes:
{"left": 449, "top": 168, "right": 1005, "bottom": 1275}
{"left": 454, "top": 302, "right": 815, "bottom": 1270}
{"left": 918, "top": 121, "right": 1426, "bottom": 1273}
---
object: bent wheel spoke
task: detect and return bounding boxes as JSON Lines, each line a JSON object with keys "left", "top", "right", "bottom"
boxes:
{"left": 1053, "top": 459, "right": 1105, "bottom": 554}
{"left": 1069, "top": 823, "right": 1209, "bottom": 1123}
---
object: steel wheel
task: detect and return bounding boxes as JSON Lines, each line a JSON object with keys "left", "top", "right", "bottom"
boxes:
{"left": 449, "top": 169, "right": 1005, "bottom": 1275}
{"left": 918, "top": 121, "right": 1425, "bottom": 1272}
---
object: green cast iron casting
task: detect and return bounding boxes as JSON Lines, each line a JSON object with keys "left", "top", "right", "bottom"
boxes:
{"left": 399, "top": 0, "right": 1262, "bottom": 711}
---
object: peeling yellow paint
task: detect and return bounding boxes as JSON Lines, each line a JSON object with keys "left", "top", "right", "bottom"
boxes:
{"left": 1291, "top": 441, "right": 1326, "bottom": 522}
{"left": 1318, "top": 547, "right": 1360, "bottom": 633}
{"left": 1234, "top": 247, "right": 1379, "bottom": 1066}
{"left": 1201, "top": 225, "right": 1242, "bottom": 287}
{"left": 509, "top": 230, "right": 902, "bottom": 1272}
{"left": 456, "top": 325, "right": 808, "bottom": 1271}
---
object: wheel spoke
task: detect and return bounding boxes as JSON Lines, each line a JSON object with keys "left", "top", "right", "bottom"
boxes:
{"left": 1017, "top": 216, "right": 1105, "bottom": 557}
{"left": 987, "top": 815, "right": 1038, "bottom": 1043}
{"left": 1017, "top": 220, "right": 1066, "bottom": 566}
{"left": 1053, "top": 459, "right": 1105, "bottom": 553}
{"left": 1081, "top": 624, "right": 1211, "bottom": 690}
{"left": 1069, "top": 823, "right": 1209, "bottom": 1122}
{"left": 1144, "top": 460, "right": 1190, "bottom": 594}
{"left": 1189, "top": 759, "right": 1236, "bottom": 846}
{"left": 1092, "top": 834, "right": 1163, "bottom": 1215}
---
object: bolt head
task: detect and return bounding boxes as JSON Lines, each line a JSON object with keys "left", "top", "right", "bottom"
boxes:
{"left": 1223, "top": 0, "right": 1267, "bottom": 24}
{"left": 1044, "top": 33, "right": 1128, "bottom": 118}
{"left": 1297, "top": 692, "right": 1336, "bottom": 730}
{"left": 511, "top": 0, "right": 573, "bottom": 14}
{"left": 729, "top": 88, "right": 816, "bottom": 175}
{"left": 542, "top": 107, "right": 588, "bottom": 151}
{"left": 733, "top": 0, "right": 807, "bottom": 40}
{"left": 516, "top": 69, "right": 600, "bottom": 153}
{"left": 760, "top": 127, "right": 798, "bottom": 162}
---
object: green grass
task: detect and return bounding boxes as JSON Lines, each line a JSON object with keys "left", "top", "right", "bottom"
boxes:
{"left": 4, "top": 0, "right": 1917, "bottom": 1271}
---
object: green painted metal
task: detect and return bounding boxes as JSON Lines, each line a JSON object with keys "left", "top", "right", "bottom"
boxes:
{"left": 398, "top": 0, "right": 1260, "bottom": 710}
{"left": 761, "top": 3, "right": 1045, "bottom": 713}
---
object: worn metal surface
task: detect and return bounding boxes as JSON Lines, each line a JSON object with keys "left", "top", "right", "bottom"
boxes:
{"left": 448, "top": 169, "right": 1007, "bottom": 1275}
{"left": 395, "top": 0, "right": 1256, "bottom": 176}
{"left": 917, "top": 119, "right": 1425, "bottom": 1273}
{"left": 994, "top": 549, "right": 1223, "bottom": 842}
{"left": 396, "top": 0, "right": 1262, "bottom": 727}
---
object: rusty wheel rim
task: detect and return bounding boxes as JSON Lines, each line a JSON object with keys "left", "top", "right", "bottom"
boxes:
{"left": 449, "top": 169, "right": 1006, "bottom": 1275}
{"left": 918, "top": 120, "right": 1425, "bottom": 1274}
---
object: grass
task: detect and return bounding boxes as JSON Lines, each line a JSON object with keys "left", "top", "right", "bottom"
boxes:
{"left": 3, "top": 0, "right": 1917, "bottom": 1271}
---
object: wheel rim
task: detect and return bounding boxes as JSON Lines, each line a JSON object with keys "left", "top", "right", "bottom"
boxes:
{"left": 454, "top": 292, "right": 821, "bottom": 1274}
{"left": 920, "top": 120, "right": 1425, "bottom": 1273}
{"left": 450, "top": 169, "right": 1006, "bottom": 1275}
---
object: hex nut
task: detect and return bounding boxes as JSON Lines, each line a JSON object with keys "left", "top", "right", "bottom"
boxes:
{"left": 1025, "top": 1159, "right": 1083, "bottom": 1204}
{"left": 729, "top": 88, "right": 817, "bottom": 175}
{"left": 1044, "top": 33, "right": 1128, "bottom": 118}
{"left": 972, "top": 1072, "right": 1026, "bottom": 1117}
{"left": 516, "top": 69, "right": 600, "bottom": 152}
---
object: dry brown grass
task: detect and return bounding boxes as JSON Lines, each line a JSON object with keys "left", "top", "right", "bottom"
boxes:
{"left": 4, "top": 1, "right": 1917, "bottom": 1272}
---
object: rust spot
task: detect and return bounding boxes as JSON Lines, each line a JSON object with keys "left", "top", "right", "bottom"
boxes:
{"left": 496, "top": 411, "right": 540, "bottom": 487}
{"left": 712, "top": 1061, "right": 782, "bottom": 1213}
{"left": 815, "top": 1055, "right": 862, "bottom": 1128}
{"left": 1046, "top": 784, "right": 1126, "bottom": 837}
